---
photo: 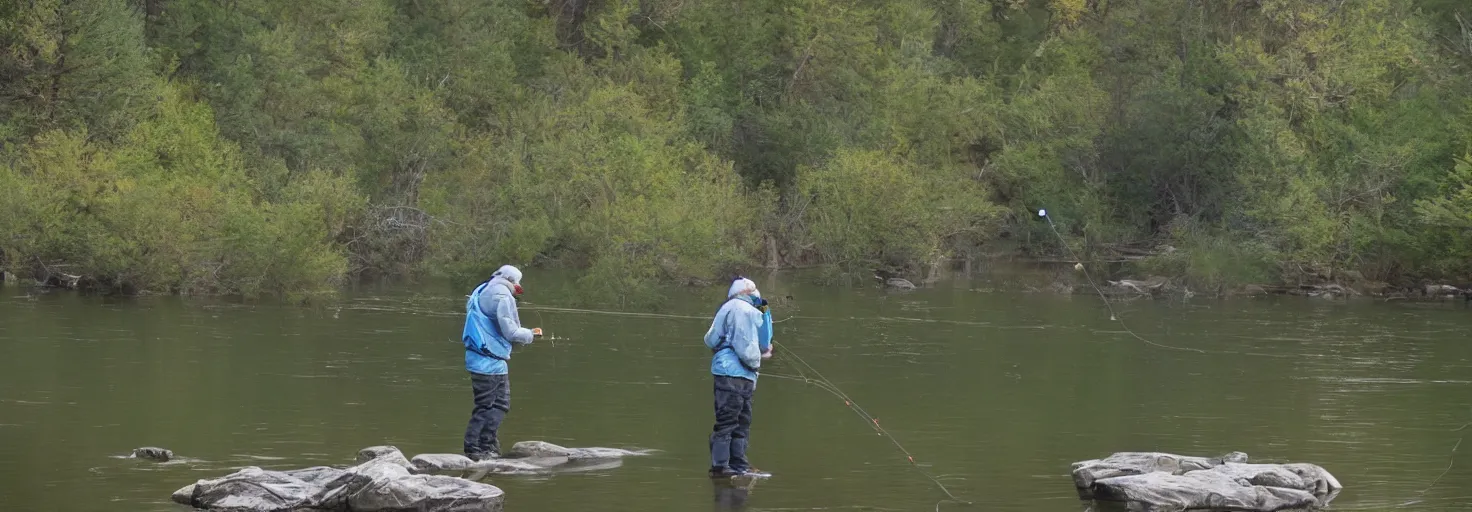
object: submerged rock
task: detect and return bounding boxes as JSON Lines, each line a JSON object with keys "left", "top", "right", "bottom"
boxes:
{"left": 132, "top": 447, "right": 174, "bottom": 462}
{"left": 1073, "top": 452, "right": 1340, "bottom": 512}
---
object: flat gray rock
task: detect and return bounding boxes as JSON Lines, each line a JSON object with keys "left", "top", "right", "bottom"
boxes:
{"left": 1073, "top": 452, "right": 1340, "bottom": 512}
{"left": 1091, "top": 471, "right": 1318, "bottom": 511}
{"left": 357, "top": 446, "right": 414, "bottom": 469}
{"left": 1073, "top": 452, "right": 1248, "bottom": 489}
{"left": 174, "top": 466, "right": 317, "bottom": 511}
{"left": 1212, "top": 463, "right": 1343, "bottom": 497}
{"left": 410, "top": 454, "right": 475, "bottom": 473}
{"left": 347, "top": 474, "right": 503, "bottom": 512}
{"left": 169, "top": 441, "right": 643, "bottom": 510}
{"left": 406, "top": 454, "right": 567, "bottom": 475}
{"left": 503, "top": 441, "right": 647, "bottom": 460}
{"left": 172, "top": 447, "right": 503, "bottom": 511}
{"left": 467, "top": 456, "right": 569, "bottom": 474}
{"left": 286, "top": 466, "right": 353, "bottom": 486}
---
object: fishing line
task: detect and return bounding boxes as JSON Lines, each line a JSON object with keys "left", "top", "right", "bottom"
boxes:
{"left": 1041, "top": 209, "right": 1472, "bottom": 509}
{"left": 1036, "top": 209, "right": 1303, "bottom": 359}
{"left": 1392, "top": 407, "right": 1472, "bottom": 508}
{"left": 520, "top": 305, "right": 711, "bottom": 320}
{"left": 516, "top": 305, "right": 966, "bottom": 508}
{"left": 391, "top": 281, "right": 1459, "bottom": 508}
{"left": 767, "top": 342, "right": 972, "bottom": 512}
{"left": 357, "top": 300, "right": 1017, "bottom": 329}
{"left": 513, "top": 301, "right": 967, "bottom": 510}
{"left": 521, "top": 307, "right": 989, "bottom": 328}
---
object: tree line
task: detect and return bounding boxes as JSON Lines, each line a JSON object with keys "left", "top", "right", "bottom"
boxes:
{"left": 3, "top": 0, "right": 1471, "bottom": 302}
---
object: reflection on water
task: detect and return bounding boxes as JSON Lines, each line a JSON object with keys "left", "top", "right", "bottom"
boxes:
{"left": 0, "top": 279, "right": 1470, "bottom": 511}
{"left": 711, "top": 479, "right": 752, "bottom": 512}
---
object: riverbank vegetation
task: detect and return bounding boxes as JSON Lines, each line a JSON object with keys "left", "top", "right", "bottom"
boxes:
{"left": 4, "top": 0, "right": 1472, "bottom": 301}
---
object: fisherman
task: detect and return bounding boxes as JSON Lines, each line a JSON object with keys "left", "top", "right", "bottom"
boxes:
{"left": 462, "top": 265, "right": 541, "bottom": 461}
{"left": 705, "top": 277, "right": 774, "bottom": 477}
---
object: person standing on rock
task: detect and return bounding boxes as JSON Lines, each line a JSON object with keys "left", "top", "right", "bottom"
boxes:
{"left": 704, "top": 277, "right": 774, "bottom": 477}
{"left": 462, "top": 265, "right": 541, "bottom": 461}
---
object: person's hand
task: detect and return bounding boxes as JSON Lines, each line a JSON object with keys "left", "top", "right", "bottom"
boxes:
{"left": 532, "top": 328, "right": 543, "bottom": 336}
{"left": 761, "top": 348, "right": 773, "bottom": 359}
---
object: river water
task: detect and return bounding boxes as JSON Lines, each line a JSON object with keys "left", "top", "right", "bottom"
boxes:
{"left": 1, "top": 275, "right": 1470, "bottom": 511}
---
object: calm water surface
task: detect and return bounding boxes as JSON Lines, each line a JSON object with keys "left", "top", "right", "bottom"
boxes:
{"left": 1, "top": 276, "right": 1470, "bottom": 511}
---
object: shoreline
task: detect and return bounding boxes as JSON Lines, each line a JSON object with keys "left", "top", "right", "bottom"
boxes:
{"left": 5, "top": 254, "right": 1469, "bottom": 306}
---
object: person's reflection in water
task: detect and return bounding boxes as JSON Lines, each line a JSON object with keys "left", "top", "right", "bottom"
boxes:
{"left": 712, "top": 476, "right": 758, "bottom": 511}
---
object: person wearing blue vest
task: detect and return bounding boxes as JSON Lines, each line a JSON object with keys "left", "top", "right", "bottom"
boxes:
{"left": 462, "top": 265, "right": 541, "bottom": 461}
{"left": 704, "top": 277, "right": 774, "bottom": 478}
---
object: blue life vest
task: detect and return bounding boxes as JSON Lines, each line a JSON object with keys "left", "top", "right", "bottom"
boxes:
{"left": 711, "top": 296, "right": 771, "bottom": 373}
{"left": 463, "top": 281, "right": 510, "bottom": 362}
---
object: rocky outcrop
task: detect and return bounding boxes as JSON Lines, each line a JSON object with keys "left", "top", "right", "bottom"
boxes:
{"left": 1073, "top": 452, "right": 1341, "bottom": 512}
{"left": 172, "top": 442, "right": 650, "bottom": 511}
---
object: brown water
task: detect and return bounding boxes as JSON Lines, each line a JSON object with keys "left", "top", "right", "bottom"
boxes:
{"left": 1, "top": 275, "right": 1470, "bottom": 511}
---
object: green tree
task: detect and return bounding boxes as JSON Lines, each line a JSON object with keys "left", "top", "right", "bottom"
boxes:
{"left": 0, "top": 0, "right": 155, "bottom": 145}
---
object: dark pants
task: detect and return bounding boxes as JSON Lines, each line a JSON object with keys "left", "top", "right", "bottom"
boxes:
{"left": 464, "top": 373, "right": 510, "bottom": 457}
{"left": 709, "top": 375, "right": 756, "bottom": 472}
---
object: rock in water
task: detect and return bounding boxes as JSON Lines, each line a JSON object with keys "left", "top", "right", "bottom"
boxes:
{"left": 1072, "top": 452, "right": 1341, "bottom": 512}
{"left": 171, "top": 483, "right": 197, "bottom": 505}
{"left": 1072, "top": 452, "right": 1247, "bottom": 489}
{"left": 358, "top": 446, "right": 415, "bottom": 472}
{"left": 170, "top": 442, "right": 644, "bottom": 510}
{"left": 132, "top": 447, "right": 174, "bottom": 462}
{"left": 504, "top": 441, "right": 646, "bottom": 460}
{"left": 411, "top": 454, "right": 476, "bottom": 473}
{"left": 402, "top": 442, "right": 648, "bottom": 477}
{"left": 347, "top": 473, "right": 503, "bottom": 512}
{"left": 287, "top": 466, "right": 354, "bottom": 487}
{"left": 358, "top": 446, "right": 414, "bottom": 469}
{"left": 470, "top": 456, "right": 570, "bottom": 474}
{"left": 173, "top": 447, "right": 504, "bottom": 512}
{"left": 1091, "top": 471, "right": 1317, "bottom": 512}
{"left": 311, "top": 458, "right": 413, "bottom": 509}
{"left": 173, "top": 466, "right": 317, "bottom": 510}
